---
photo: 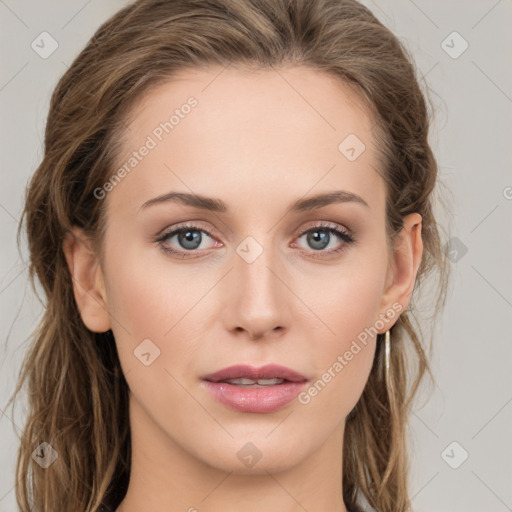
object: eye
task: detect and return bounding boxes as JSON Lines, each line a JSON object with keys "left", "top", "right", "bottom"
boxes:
{"left": 155, "top": 221, "right": 355, "bottom": 259}
{"left": 293, "top": 222, "right": 355, "bottom": 257}
{"left": 155, "top": 224, "right": 219, "bottom": 257}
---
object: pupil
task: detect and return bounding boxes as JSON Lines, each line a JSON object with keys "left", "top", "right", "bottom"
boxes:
{"left": 308, "top": 230, "right": 329, "bottom": 250}
{"left": 179, "top": 230, "right": 201, "bottom": 250}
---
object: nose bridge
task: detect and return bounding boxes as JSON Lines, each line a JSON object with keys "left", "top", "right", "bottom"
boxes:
{"left": 227, "top": 233, "right": 288, "bottom": 338}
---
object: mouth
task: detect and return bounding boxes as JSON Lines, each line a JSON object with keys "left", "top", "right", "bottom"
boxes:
{"left": 201, "top": 364, "right": 309, "bottom": 413}
{"left": 212, "top": 377, "right": 289, "bottom": 388}
{"left": 201, "top": 364, "right": 309, "bottom": 385}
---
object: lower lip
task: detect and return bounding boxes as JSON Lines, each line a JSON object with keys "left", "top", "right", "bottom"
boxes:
{"left": 202, "top": 380, "right": 307, "bottom": 413}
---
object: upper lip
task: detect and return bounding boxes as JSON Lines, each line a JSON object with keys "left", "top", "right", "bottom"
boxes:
{"left": 201, "top": 364, "right": 308, "bottom": 383}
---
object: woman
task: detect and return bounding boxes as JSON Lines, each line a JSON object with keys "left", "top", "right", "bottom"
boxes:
{"left": 8, "top": 0, "right": 450, "bottom": 510}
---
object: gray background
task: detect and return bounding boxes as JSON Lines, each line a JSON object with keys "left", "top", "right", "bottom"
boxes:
{"left": 1, "top": 1, "right": 511, "bottom": 511}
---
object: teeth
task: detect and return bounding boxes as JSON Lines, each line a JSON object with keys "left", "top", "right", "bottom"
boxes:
{"left": 224, "top": 378, "right": 285, "bottom": 386}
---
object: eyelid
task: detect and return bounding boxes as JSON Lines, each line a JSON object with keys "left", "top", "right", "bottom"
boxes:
{"left": 296, "top": 220, "right": 351, "bottom": 238}
{"left": 156, "top": 221, "right": 219, "bottom": 240}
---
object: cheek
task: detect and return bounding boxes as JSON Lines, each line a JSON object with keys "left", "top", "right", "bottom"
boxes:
{"left": 103, "top": 240, "right": 201, "bottom": 338}
{"left": 297, "top": 299, "right": 378, "bottom": 427}
{"left": 298, "top": 256, "right": 386, "bottom": 413}
{"left": 308, "top": 251, "right": 387, "bottom": 344}
{"left": 102, "top": 240, "right": 222, "bottom": 396}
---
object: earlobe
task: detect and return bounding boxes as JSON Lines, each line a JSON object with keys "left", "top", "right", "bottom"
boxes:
{"left": 62, "top": 227, "right": 111, "bottom": 333}
{"left": 378, "top": 213, "right": 423, "bottom": 331}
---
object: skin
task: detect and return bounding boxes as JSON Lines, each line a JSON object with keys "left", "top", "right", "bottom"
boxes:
{"left": 63, "top": 65, "right": 423, "bottom": 512}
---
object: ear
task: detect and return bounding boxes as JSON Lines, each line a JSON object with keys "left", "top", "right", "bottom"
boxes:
{"left": 378, "top": 213, "right": 423, "bottom": 332}
{"left": 62, "top": 227, "right": 111, "bottom": 333}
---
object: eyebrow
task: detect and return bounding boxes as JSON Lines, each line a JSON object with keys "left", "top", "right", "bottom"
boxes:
{"left": 140, "top": 189, "right": 369, "bottom": 213}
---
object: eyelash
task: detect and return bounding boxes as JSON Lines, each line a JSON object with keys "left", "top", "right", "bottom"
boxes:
{"left": 155, "top": 222, "right": 356, "bottom": 259}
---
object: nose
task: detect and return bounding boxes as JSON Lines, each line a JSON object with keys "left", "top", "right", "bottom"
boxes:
{"left": 223, "top": 238, "right": 291, "bottom": 341}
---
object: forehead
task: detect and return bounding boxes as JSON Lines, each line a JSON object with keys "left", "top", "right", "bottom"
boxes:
{"left": 108, "top": 65, "right": 385, "bottom": 218}
{"left": 123, "top": 64, "right": 375, "bottom": 148}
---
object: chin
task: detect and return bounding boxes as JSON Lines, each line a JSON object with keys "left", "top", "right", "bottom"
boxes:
{"left": 191, "top": 433, "right": 314, "bottom": 475}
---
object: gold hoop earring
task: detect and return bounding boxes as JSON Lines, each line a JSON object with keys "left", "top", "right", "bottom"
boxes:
{"left": 384, "top": 329, "right": 391, "bottom": 388}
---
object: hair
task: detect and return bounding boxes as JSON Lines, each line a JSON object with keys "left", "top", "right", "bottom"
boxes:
{"left": 6, "top": 0, "right": 451, "bottom": 511}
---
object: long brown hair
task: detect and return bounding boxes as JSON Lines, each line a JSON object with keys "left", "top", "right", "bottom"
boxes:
{"left": 6, "top": 0, "right": 451, "bottom": 510}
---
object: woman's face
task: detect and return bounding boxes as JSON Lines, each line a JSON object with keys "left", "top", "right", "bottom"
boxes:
{"left": 69, "top": 65, "right": 421, "bottom": 476}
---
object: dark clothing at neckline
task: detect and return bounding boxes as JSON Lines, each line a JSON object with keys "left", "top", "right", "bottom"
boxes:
{"left": 98, "top": 504, "right": 366, "bottom": 512}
